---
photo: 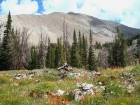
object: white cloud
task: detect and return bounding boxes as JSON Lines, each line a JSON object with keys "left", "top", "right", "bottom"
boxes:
{"left": 0, "top": 0, "right": 139, "bottom": 28}
{"left": 41, "top": 0, "right": 140, "bottom": 28}
{"left": 0, "top": 0, "right": 38, "bottom": 15}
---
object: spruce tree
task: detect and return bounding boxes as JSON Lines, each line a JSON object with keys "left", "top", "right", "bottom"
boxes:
{"left": 108, "top": 27, "right": 127, "bottom": 67}
{"left": 28, "top": 46, "right": 40, "bottom": 70}
{"left": 0, "top": 11, "right": 12, "bottom": 70}
{"left": 55, "top": 37, "right": 63, "bottom": 67}
{"left": 66, "top": 43, "right": 71, "bottom": 65}
{"left": 78, "top": 30, "right": 82, "bottom": 67}
{"left": 46, "top": 38, "right": 51, "bottom": 67}
{"left": 71, "top": 29, "right": 80, "bottom": 67}
{"left": 81, "top": 34, "right": 88, "bottom": 68}
{"left": 88, "top": 29, "right": 97, "bottom": 71}
{"left": 46, "top": 38, "right": 56, "bottom": 68}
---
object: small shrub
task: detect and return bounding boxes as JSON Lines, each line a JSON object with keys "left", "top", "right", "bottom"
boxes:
{"left": 105, "top": 97, "right": 140, "bottom": 105}
{"left": 43, "top": 73, "right": 57, "bottom": 81}
{"left": 130, "top": 65, "right": 140, "bottom": 74}
{"left": 0, "top": 76, "right": 10, "bottom": 84}
{"left": 49, "top": 70, "right": 58, "bottom": 77}
{"left": 93, "top": 75, "right": 110, "bottom": 85}
{"left": 29, "top": 81, "right": 55, "bottom": 98}
{"left": 18, "top": 79, "right": 33, "bottom": 86}
{"left": 103, "top": 82, "right": 123, "bottom": 99}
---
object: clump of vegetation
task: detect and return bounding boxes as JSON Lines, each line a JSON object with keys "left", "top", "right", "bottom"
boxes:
{"left": 93, "top": 75, "right": 110, "bottom": 85}
{"left": 43, "top": 72, "right": 58, "bottom": 81}
{"left": 0, "top": 76, "right": 10, "bottom": 84}
{"left": 29, "top": 81, "right": 55, "bottom": 98}
{"left": 104, "top": 97, "right": 140, "bottom": 105}
{"left": 103, "top": 82, "right": 124, "bottom": 99}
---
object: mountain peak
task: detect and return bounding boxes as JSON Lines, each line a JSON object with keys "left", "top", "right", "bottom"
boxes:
{"left": 0, "top": 12, "right": 140, "bottom": 45}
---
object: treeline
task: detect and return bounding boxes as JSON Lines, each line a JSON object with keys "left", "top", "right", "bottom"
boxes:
{"left": 0, "top": 12, "right": 139, "bottom": 71}
{"left": 126, "top": 33, "right": 140, "bottom": 46}
{"left": 0, "top": 12, "right": 97, "bottom": 71}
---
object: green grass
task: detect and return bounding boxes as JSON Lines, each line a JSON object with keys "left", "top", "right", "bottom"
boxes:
{"left": 0, "top": 66, "right": 140, "bottom": 105}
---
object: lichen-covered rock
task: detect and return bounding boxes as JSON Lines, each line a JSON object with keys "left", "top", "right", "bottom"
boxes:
{"left": 71, "top": 83, "right": 94, "bottom": 101}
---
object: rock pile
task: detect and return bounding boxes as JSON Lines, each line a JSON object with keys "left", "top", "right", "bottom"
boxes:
{"left": 119, "top": 73, "right": 135, "bottom": 79}
{"left": 71, "top": 83, "right": 93, "bottom": 101}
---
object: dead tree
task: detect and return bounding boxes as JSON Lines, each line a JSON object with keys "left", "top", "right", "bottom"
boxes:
{"left": 0, "top": 21, "right": 4, "bottom": 28}
{"left": 98, "top": 48, "right": 109, "bottom": 70}
{"left": 63, "top": 16, "right": 68, "bottom": 63}
{"left": 38, "top": 28, "right": 47, "bottom": 69}
{"left": 19, "top": 27, "right": 30, "bottom": 69}
{"left": 0, "top": 21, "right": 4, "bottom": 42}
{"left": 58, "top": 63, "right": 72, "bottom": 79}
{"left": 7, "top": 27, "right": 30, "bottom": 70}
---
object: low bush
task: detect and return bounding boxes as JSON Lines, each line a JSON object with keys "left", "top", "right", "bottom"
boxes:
{"left": 43, "top": 73, "right": 58, "bottom": 81}
{"left": 102, "top": 82, "right": 124, "bottom": 99}
{"left": 29, "top": 81, "right": 55, "bottom": 98}
{"left": 0, "top": 76, "right": 10, "bottom": 84}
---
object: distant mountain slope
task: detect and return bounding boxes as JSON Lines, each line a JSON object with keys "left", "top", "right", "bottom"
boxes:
{"left": 0, "top": 12, "right": 140, "bottom": 45}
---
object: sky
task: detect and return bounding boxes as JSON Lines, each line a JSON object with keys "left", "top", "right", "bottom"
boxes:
{"left": 0, "top": 0, "right": 140, "bottom": 29}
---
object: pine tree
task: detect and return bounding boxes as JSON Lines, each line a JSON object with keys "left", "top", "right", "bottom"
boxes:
{"left": 108, "top": 27, "right": 127, "bottom": 67}
{"left": 46, "top": 38, "right": 56, "bottom": 68}
{"left": 71, "top": 29, "right": 80, "bottom": 67}
{"left": 55, "top": 37, "right": 63, "bottom": 67}
{"left": 0, "top": 11, "right": 12, "bottom": 70}
{"left": 81, "top": 34, "right": 88, "bottom": 68}
{"left": 28, "top": 46, "right": 40, "bottom": 70}
{"left": 46, "top": 38, "right": 51, "bottom": 67}
{"left": 66, "top": 43, "right": 71, "bottom": 65}
{"left": 88, "top": 29, "right": 97, "bottom": 71}
{"left": 78, "top": 30, "right": 82, "bottom": 67}
{"left": 8, "top": 28, "right": 18, "bottom": 69}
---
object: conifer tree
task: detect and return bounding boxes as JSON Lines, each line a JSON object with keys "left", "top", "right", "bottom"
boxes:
{"left": 46, "top": 38, "right": 51, "bottom": 67}
{"left": 55, "top": 37, "right": 63, "bottom": 67}
{"left": 46, "top": 38, "right": 56, "bottom": 68}
{"left": 81, "top": 34, "right": 88, "bottom": 68}
{"left": 28, "top": 46, "right": 40, "bottom": 69}
{"left": 88, "top": 29, "right": 97, "bottom": 71}
{"left": 0, "top": 11, "right": 12, "bottom": 70}
{"left": 108, "top": 27, "right": 127, "bottom": 67}
{"left": 66, "top": 43, "right": 71, "bottom": 65}
{"left": 78, "top": 30, "right": 82, "bottom": 67}
{"left": 7, "top": 28, "right": 18, "bottom": 69}
{"left": 71, "top": 29, "right": 80, "bottom": 67}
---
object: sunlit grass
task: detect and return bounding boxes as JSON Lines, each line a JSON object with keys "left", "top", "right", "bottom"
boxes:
{"left": 0, "top": 65, "right": 139, "bottom": 105}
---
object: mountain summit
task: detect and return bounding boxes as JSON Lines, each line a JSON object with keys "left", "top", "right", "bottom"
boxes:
{"left": 0, "top": 12, "right": 140, "bottom": 45}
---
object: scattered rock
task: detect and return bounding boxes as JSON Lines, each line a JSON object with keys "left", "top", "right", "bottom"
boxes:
{"left": 56, "top": 89, "right": 65, "bottom": 96}
{"left": 71, "top": 83, "right": 94, "bottom": 101}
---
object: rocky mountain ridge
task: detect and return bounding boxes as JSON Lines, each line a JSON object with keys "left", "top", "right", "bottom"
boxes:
{"left": 0, "top": 12, "right": 140, "bottom": 45}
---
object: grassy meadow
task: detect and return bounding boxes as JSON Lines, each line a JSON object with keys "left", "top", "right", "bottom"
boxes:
{"left": 0, "top": 65, "right": 140, "bottom": 105}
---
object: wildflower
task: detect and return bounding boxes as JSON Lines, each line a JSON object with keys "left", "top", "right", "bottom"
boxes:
{"left": 94, "top": 92, "right": 98, "bottom": 97}
{"left": 83, "top": 73, "right": 87, "bottom": 79}
{"left": 22, "top": 92, "right": 27, "bottom": 98}
{"left": 62, "top": 98, "right": 68, "bottom": 104}
{"left": 42, "top": 97, "right": 44, "bottom": 100}
{"left": 33, "top": 92, "right": 37, "bottom": 98}
{"left": 75, "top": 78, "right": 80, "bottom": 82}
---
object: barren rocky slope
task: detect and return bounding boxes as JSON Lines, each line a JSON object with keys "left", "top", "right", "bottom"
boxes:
{"left": 0, "top": 12, "right": 140, "bottom": 45}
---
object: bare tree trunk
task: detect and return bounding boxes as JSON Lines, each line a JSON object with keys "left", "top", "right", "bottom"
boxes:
{"left": 17, "top": 27, "right": 30, "bottom": 69}
{"left": 38, "top": 28, "right": 47, "bottom": 69}
{"left": 0, "top": 21, "right": 4, "bottom": 42}
{"left": 7, "top": 27, "right": 30, "bottom": 70}
{"left": 63, "top": 16, "right": 68, "bottom": 63}
{"left": 98, "top": 48, "right": 109, "bottom": 70}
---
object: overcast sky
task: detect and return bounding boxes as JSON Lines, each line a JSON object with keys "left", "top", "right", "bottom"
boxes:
{"left": 0, "top": 0, "right": 140, "bottom": 28}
